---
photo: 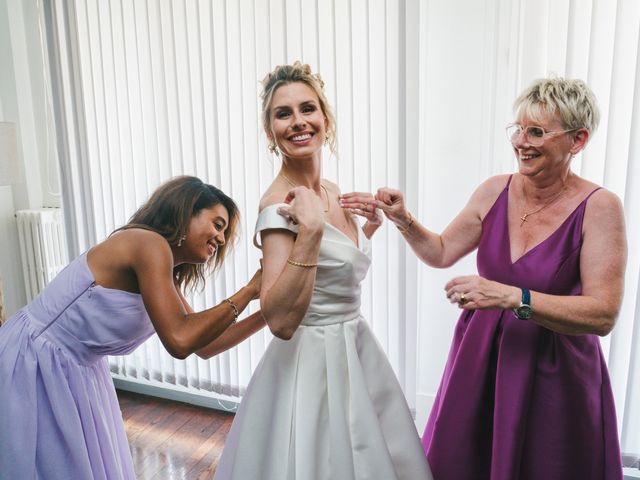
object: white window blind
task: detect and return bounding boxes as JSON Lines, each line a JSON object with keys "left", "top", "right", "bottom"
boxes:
{"left": 44, "top": 0, "right": 412, "bottom": 405}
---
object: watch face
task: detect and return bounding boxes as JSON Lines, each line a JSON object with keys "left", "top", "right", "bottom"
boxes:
{"left": 515, "top": 305, "right": 532, "bottom": 320}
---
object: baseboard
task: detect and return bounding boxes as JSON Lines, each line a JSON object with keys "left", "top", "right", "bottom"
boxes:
{"left": 113, "top": 376, "right": 239, "bottom": 413}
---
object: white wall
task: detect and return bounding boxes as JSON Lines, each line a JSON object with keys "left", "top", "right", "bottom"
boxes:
{"left": 412, "top": 0, "right": 514, "bottom": 431}
{"left": 0, "top": 0, "right": 61, "bottom": 316}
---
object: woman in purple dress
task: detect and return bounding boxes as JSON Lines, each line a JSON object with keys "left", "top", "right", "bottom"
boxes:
{"left": 0, "top": 175, "right": 264, "bottom": 479}
{"left": 344, "top": 78, "right": 627, "bottom": 479}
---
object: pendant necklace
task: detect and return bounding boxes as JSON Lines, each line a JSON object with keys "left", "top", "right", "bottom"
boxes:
{"left": 280, "top": 173, "right": 330, "bottom": 213}
{"left": 520, "top": 183, "right": 566, "bottom": 227}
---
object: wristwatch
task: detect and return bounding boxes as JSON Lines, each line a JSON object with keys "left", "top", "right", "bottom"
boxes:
{"left": 513, "top": 288, "right": 532, "bottom": 320}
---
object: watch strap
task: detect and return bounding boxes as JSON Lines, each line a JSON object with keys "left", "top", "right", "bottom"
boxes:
{"left": 521, "top": 288, "right": 531, "bottom": 305}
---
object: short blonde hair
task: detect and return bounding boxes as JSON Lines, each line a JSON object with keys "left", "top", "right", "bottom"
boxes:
{"left": 260, "top": 61, "right": 337, "bottom": 154}
{"left": 514, "top": 77, "right": 600, "bottom": 134}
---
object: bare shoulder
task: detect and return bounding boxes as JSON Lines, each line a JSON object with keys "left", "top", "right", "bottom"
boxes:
{"left": 259, "top": 186, "right": 288, "bottom": 212}
{"left": 115, "top": 227, "right": 169, "bottom": 247}
{"left": 471, "top": 174, "right": 511, "bottom": 218}
{"left": 475, "top": 174, "right": 511, "bottom": 198}
{"left": 87, "top": 228, "right": 172, "bottom": 287}
{"left": 97, "top": 228, "right": 171, "bottom": 263}
{"left": 583, "top": 186, "right": 624, "bottom": 222}
{"left": 321, "top": 178, "right": 340, "bottom": 195}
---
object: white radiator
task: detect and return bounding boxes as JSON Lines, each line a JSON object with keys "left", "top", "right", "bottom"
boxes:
{"left": 16, "top": 208, "right": 68, "bottom": 302}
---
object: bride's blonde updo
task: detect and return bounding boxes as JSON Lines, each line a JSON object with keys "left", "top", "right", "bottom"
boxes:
{"left": 260, "top": 61, "right": 337, "bottom": 154}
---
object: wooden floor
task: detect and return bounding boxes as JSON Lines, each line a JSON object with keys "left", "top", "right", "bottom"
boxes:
{"left": 117, "top": 389, "right": 235, "bottom": 480}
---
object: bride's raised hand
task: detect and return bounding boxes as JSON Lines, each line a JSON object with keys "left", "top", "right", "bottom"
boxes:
{"left": 277, "top": 186, "right": 325, "bottom": 234}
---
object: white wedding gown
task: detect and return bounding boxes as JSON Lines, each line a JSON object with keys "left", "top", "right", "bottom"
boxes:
{"left": 214, "top": 204, "right": 432, "bottom": 480}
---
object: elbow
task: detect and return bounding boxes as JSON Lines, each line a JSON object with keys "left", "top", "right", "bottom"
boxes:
{"left": 265, "top": 315, "right": 296, "bottom": 340}
{"left": 262, "top": 307, "right": 297, "bottom": 340}
{"left": 428, "top": 249, "right": 453, "bottom": 269}
{"left": 438, "top": 258, "right": 456, "bottom": 269}
{"left": 269, "top": 325, "right": 295, "bottom": 340}
{"left": 595, "top": 316, "right": 617, "bottom": 337}
{"left": 167, "top": 347, "right": 189, "bottom": 360}
{"left": 162, "top": 335, "right": 192, "bottom": 359}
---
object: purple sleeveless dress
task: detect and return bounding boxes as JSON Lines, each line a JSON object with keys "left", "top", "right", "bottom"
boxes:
{"left": 0, "top": 252, "right": 155, "bottom": 479}
{"left": 422, "top": 176, "right": 622, "bottom": 480}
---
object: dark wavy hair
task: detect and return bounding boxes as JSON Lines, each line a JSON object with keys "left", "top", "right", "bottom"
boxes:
{"left": 114, "top": 176, "right": 239, "bottom": 292}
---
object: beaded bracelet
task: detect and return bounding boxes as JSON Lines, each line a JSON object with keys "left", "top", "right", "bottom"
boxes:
{"left": 225, "top": 298, "right": 239, "bottom": 323}
{"left": 287, "top": 258, "right": 318, "bottom": 268}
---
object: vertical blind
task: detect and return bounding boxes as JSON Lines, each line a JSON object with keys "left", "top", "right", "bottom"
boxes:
{"left": 45, "top": 0, "right": 410, "bottom": 403}
{"left": 45, "top": 0, "right": 639, "bottom": 460}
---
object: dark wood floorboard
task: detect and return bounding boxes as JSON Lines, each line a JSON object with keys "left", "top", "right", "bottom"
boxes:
{"left": 117, "top": 389, "right": 234, "bottom": 480}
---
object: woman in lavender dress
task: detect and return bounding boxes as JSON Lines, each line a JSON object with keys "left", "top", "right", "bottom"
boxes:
{"left": 357, "top": 78, "right": 627, "bottom": 479}
{"left": 0, "top": 176, "right": 264, "bottom": 479}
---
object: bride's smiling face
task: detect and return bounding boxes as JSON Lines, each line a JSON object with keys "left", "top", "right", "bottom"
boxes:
{"left": 267, "top": 82, "right": 328, "bottom": 160}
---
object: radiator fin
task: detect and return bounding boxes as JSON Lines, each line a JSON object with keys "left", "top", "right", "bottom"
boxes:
{"left": 16, "top": 209, "right": 68, "bottom": 302}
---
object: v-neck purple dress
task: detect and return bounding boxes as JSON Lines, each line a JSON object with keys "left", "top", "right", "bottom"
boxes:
{"left": 0, "top": 252, "right": 155, "bottom": 479}
{"left": 422, "top": 176, "right": 622, "bottom": 480}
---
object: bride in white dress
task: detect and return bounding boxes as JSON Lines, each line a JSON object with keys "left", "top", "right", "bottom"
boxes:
{"left": 214, "top": 62, "right": 432, "bottom": 480}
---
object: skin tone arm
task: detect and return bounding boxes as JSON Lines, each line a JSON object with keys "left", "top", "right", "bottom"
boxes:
{"left": 445, "top": 189, "right": 627, "bottom": 336}
{"left": 111, "top": 230, "right": 261, "bottom": 359}
{"left": 372, "top": 176, "right": 507, "bottom": 267}
{"left": 260, "top": 187, "right": 325, "bottom": 340}
{"left": 171, "top": 271, "right": 266, "bottom": 359}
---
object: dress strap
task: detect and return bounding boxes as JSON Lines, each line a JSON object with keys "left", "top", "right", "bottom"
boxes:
{"left": 253, "top": 203, "right": 299, "bottom": 249}
{"left": 505, "top": 174, "right": 514, "bottom": 189}
{"left": 583, "top": 186, "right": 602, "bottom": 203}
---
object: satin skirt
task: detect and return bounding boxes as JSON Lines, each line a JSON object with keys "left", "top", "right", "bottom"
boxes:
{"left": 214, "top": 317, "right": 432, "bottom": 480}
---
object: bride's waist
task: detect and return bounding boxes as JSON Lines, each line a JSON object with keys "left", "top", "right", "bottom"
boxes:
{"left": 300, "top": 298, "right": 361, "bottom": 326}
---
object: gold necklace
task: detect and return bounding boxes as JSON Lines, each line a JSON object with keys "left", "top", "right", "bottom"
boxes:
{"left": 280, "top": 173, "right": 330, "bottom": 212}
{"left": 520, "top": 183, "right": 566, "bottom": 227}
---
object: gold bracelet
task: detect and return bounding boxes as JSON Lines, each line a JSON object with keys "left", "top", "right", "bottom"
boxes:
{"left": 396, "top": 212, "right": 414, "bottom": 233}
{"left": 287, "top": 258, "right": 318, "bottom": 268}
{"left": 225, "top": 298, "right": 239, "bottom": 323}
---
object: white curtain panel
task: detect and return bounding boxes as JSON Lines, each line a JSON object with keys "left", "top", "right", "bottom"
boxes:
{"left": 45, "top": 0, "right": 639, "bottom": 457}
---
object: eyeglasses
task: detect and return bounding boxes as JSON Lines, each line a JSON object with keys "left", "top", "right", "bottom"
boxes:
{"left": 505, "top": 123, "right": 578, "bottom": 146}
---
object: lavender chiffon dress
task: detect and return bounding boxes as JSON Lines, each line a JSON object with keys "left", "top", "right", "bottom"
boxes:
{"left": 0, "top": 252, "right": 155, "bottom": 479}
{"left": 423, "top": 176, "right": 622, "bottom": 479}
